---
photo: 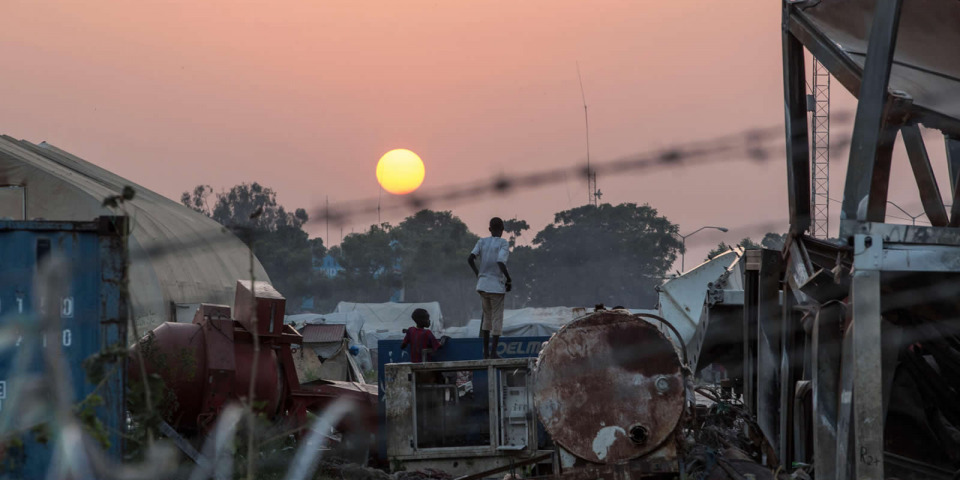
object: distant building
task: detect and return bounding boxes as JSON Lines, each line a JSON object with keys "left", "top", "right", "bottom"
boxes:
{"left": 300, "top": 296, "right": 315, "bottom": 311}
{"left": 314, "top": 254, "right": 344, "bottom": 278}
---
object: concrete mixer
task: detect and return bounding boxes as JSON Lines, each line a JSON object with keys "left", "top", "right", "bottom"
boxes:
{"left": 129, "top": 281, "right": 377, "bottom": 456}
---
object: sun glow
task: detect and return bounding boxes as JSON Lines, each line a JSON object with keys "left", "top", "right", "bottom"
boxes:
{"left": 376, "top": 149, "right": 425, "bottom": 195}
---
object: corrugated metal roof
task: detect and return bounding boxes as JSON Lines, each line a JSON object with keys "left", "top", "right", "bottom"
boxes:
{"left": 301, "top": 324, "right": 346, "bottom": 344}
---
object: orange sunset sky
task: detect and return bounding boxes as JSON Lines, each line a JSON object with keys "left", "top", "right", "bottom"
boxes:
{"left": 1, "top": 0, "right": 949, "bottom": 270}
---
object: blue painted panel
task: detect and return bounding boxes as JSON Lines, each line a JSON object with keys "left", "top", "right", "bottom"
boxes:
{"left": 0, "top": 218, "right": 126, "bottom": 477}
{"left": 376, "top": 336, "right": 549, "bottom": 461}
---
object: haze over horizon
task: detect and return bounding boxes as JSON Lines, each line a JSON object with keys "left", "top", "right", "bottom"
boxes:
{"left": 2, "top": 0, "right": 949, "bottom": 270}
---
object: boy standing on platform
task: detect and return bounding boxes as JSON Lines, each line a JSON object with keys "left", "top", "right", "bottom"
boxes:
{"left": 468, "top": 217, "right": 512, "bottom": 359}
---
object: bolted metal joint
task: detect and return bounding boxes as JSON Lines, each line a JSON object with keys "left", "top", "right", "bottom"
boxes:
{"left": 655, "top": 375, "right": 671, "bottom": 394}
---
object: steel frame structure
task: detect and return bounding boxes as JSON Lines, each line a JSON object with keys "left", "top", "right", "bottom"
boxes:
{"left": 751, "top": 1, "right": 960, "bottom": 478}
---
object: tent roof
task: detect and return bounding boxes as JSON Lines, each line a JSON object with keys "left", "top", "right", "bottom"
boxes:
{"left": 0, "top": 136, "right": 269, "bottom": 332}
{"left": 443, "top": 306, "right": 659, "bottom": 338}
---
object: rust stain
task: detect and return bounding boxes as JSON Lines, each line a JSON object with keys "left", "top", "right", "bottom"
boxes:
{"left": 532, "top": 311, "right": 684, "bottom": 464}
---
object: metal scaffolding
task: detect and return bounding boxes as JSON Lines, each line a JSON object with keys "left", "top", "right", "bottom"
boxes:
{"left": 810, "top": 59, "right": 831, "bottom": 238}
{"left": 779, "top": 0, "right": 960, "bottom": 476}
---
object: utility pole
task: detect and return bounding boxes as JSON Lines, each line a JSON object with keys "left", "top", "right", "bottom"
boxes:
{"left": 809, "top": 59, "right": 831, "bottom": 238}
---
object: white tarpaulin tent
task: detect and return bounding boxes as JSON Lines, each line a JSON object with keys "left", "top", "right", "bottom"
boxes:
{"left": 288, "top": 302, "right": 444, "bottom": 351}
{"left": 335, "top": 301, "right": 444, "bottom": 349}
{"left": 444, "top": 307, "right": 657, "bottom": 338}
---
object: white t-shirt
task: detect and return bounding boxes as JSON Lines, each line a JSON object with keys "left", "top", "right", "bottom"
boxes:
{"left": 471, "top": 236, "right": 510, "bottom": 294}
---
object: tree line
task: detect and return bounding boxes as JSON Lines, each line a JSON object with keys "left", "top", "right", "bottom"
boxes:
{"left": 182, "top": 182, "right": 776, "bottom": 326}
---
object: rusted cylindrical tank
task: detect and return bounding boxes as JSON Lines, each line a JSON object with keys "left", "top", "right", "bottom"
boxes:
{"left": 129, "top": 320, "right": 283, "bottom": 432}
{"left": 131, "top": 323, "right": 207, "bottom": 429}
{"left": 531, "top": 311, "right": 685, "bottom": 464}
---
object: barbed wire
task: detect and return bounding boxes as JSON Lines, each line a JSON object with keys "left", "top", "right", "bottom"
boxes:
{"left": 128, "top": 112, "right": 870, "bottom": 264}
{"left": 10, "top": 111, "right": 960, "bottom": 480}
{"left": 313, "top": 111, "right": 854, "bottom": 228}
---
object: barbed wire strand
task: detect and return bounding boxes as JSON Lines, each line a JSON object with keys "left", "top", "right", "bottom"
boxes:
{"left": 6, "top": 109, "right": 960, "bottom": 479}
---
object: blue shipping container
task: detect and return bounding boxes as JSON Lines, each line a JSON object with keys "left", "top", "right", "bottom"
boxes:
{"left": 0, "top": 217, "right": 127, "bottom": 477}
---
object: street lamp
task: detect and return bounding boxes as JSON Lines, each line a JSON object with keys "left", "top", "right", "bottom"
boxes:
{"left": 679, "top": 226, "right": 729, "bottom": 272}
{"left": 886, "top": 201, "right": 925, "bottom": 226}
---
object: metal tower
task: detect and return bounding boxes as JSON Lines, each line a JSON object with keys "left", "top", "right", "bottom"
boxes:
{"left": 577, "top": 63, "right": 600, "bottom": 207}
{"left": 809, "top": 59, "right": 831, "bottom": 238}
{"left": 587, "top": 170, "right": 599, "bottom": 206}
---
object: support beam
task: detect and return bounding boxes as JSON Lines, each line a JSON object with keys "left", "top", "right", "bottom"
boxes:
{"left": 840, "top": 0, "right": 904, "bottom": 224}
{"left": 786, "top": 9, "right": 863, "bottom": 101}
{"left": 782, "top": 4, "right": 811, "bottom": 234}
{"left": 951, "top": 170, "right": 960, "bottom": 227}
{"left": 902, "top": 124, "right": 949, "bottom": 226}
{"left": 851, "top": 235, "right": 884, "bottom": 480}
{"left": 743, "top": 251, "right": 760, "bottom": 416}
{"left": 946, "top": 135, "right": 960, "bottom": 198}
{"left": 865, "top": 107, "right": 908, "bottom": 222}
{"left": 779, "top": 281, "right": 803, "bottom": 466}
{"left": 851, "top": 269, "right": 884, "bottom": 480}
{"left": 835, "top": 318, "right": 856, "bottom": 480}
{"left": 813, "top": 302, "right": 843, "bottom": 480}
{"left": 787, "top": 8, "right": 960, "bottom": 137}
{"left": 756, "top": 249, "right": 783, "bottom": 455}
{"left": 948, "top": 135, "right": 960, "bottom": 226}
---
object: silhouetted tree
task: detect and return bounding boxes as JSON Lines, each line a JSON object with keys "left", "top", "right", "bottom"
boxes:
{"left": 503, "top": 218, "right": 530, "bottom": 247}
{"left": 311, "top": 224, "right": 402, "bottom": 311}
{"left": 181, "top": 182, "right": 314, "bottom": 311}
{"left": 392, "top": 210, "right": 479, "bottom": 325}
{"left": 521, "top": 203, "right": 681, "bottom": 309}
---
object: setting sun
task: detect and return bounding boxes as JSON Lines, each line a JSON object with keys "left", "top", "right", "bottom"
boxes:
{"left": 376, "top": 149, "right": 425, "bottom": 195}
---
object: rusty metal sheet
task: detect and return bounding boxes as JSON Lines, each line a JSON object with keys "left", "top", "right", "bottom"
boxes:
{"left": 301, "top": 323, "right": 347, "bottom": 343}
{"left": 531, "top": 311, "right": 684, "bottom": 464}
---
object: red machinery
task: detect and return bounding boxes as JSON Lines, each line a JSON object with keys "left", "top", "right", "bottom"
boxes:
{"left": 130, "top": 280, "right": 377, "bottom": 439}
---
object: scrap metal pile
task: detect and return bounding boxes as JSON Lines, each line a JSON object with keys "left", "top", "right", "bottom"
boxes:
{"left": 130, "top": 280, "right": 378, "bottom": 461}
{"left": 527, "top": 309, "right": 787, "bottom": 480}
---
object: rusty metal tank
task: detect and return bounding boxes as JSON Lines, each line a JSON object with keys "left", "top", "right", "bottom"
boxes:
{"left": 531, "top": 310, "right": 685, "bottom": 464}
{"left": 130, "top": 316, "right": 283, "bottom": 432}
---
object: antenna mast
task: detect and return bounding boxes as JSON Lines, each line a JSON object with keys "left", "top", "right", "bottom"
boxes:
{"left": 577, "top": 62, "right": 599, "bottom": 207}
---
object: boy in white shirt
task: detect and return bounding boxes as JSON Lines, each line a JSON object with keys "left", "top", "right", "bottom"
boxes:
{"left": 468, "top": 217, "right": 512, "bottom": 359}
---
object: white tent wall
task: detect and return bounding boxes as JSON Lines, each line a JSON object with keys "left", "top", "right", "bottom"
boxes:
{"left": 444, "top": 306, "right": 658, "bottom": 338}
{"left": 334, "top": 301, "right": 444, "bottom": 348}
